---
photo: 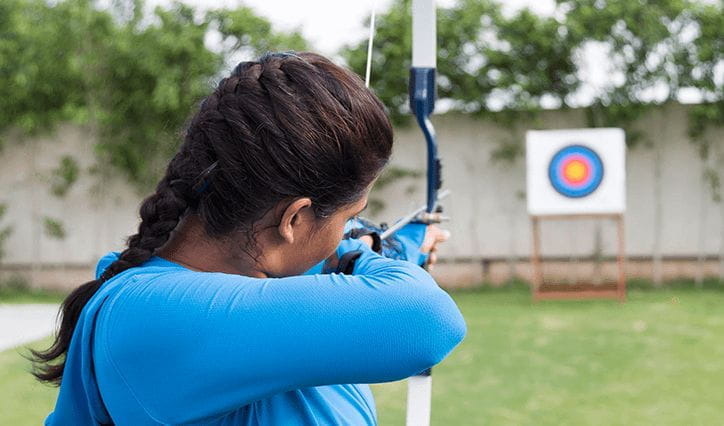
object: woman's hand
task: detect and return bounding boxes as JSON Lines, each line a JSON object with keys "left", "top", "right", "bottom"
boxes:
{"left": 358, "top": 234, "right": 375, "bottom": 247}
{"left": 358, "top": 225, "right": 450, "bottom": 270}
{"left": 419, "top": 225, "right": 450, "bottom": 270}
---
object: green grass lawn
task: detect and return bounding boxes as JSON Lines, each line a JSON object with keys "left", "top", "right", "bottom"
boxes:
{"left": 3, "top": 287, "right": 724, "bottom": 425}
{"left": 0, "top": 337, "right": 57, "bottom": 425}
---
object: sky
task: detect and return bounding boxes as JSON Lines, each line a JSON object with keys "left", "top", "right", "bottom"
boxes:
{"left": 147, "top": 0, "right": 557, "bottom": 55}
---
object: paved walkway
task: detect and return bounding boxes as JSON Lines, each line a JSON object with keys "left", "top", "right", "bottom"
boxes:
{"left": 0, "top": 304, "right": 59, "bottom": 352}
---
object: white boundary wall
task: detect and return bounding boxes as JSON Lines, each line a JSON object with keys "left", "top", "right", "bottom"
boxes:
{"left": 1, "top": 104, "right": 722, "bottom": 285}
{"left": 381, "top": 104, "right": 723, "bottom": 261}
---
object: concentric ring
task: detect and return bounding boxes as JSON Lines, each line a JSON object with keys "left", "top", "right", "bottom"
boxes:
{"left": 548, "top": 144, "right": 604, "bottom": 198}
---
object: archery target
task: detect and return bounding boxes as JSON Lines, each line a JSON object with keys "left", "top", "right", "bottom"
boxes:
{"left": 548, "top": 145, "right": 604, "bottom": 198}
{"left": 527, "top": 128, "right": 626, "bottom": 215}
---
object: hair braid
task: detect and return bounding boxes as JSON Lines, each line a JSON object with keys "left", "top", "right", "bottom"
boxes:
{"left": 99, "top": 176, "right": 189, "bottom": 281}
{"left": 30, "top": 160, "right": 193, "bottom": 384}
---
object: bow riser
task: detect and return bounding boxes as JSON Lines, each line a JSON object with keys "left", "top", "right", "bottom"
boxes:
{"left": 410, "top": 67, "right": 442, "bottom": 216}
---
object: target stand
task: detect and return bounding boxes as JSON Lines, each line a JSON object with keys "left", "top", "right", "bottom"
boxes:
{"left": 530, "top": 214, "right": 626, "bottom": 302}
{"left": 526, "top": 128, "right": 627, "bottom": 302}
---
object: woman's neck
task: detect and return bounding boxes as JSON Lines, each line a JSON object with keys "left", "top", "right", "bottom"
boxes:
{"left": 156, "top": 214, "right": 268, "bottom": 278}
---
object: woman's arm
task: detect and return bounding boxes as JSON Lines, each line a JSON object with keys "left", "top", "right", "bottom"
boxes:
{"left": 95, "top": 239, "right": 466, "bottom": 424}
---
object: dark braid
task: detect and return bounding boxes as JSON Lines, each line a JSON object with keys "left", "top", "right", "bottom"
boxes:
{"left": 102, "top": 178, "right": 189, "bottom": 280}
{"left": 30, "top": 51, "right": 393, "bottom": 385}
{"left": 29, "top": 155, "right": 194, "bottom": 384}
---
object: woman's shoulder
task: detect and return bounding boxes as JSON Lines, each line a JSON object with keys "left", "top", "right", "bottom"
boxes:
{"left": 92, "top": 256, "right": 251, "bottom": 372}
{"left": 94, "top": 251, "right": 121, "bottom": 279}
{"left": 94, "top": 251, "right": 248, "bottom": 292}
{"left": 93, "top": 252, "right": 251, "bottom": 338}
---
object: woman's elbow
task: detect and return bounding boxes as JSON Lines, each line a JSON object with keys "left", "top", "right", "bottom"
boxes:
{"left": 380, "top": 265, "right": 467, "bottom": 372}
{"left": 410, "top": 290, "right": 467, "bottom": 369}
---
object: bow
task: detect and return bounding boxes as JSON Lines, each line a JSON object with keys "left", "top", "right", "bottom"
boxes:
{"left": 405, "top": 1, "right": 443, "bottom": 425}
{"left": 361, "top": 2, "right": 446, "bottom": 424}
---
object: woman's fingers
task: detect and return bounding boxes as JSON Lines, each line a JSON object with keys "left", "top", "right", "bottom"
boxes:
{"left": 420, "top": 227, "right": 438, "bottom": 253}
{"left": 421, "top": 226, "right": 450, "bottom": 252}
{"left": 421, "top": 226, "right": 450, "bottom": 268}
{"left": 435, "top": 229, "right": 451, "bottom": 245}
{"left": 358, "top": 235, "right": 375, "bottom": 248}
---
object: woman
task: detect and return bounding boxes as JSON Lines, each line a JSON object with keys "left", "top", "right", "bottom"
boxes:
{"left": 32, "top": 51, "right": 466, "bottom": 425}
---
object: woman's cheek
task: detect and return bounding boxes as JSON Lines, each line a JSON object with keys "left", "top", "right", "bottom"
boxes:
{"left": 324, "top": 219, "right": 348, "bottom": 256}
{"left": 325, "top": 225, "right": 345, "bottom": 257}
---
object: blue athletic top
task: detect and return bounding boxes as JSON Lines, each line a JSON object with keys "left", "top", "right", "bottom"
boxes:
{"left": 44, "top": 236, "right": 466, "bottom": 425}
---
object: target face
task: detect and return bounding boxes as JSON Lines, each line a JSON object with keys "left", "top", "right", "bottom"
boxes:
{"left": 526, "top": 128, "right": 626, "bottom": 215}
{"left": 548, "top": 145, "right": 604, "bottom": 198}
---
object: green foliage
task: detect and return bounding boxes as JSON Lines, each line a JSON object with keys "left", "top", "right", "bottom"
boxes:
{"left": 366, "top": 199, "right": 387, "bottom": 217}
{"left": 343, "top": 0, "right": 581, "bottom": 124}
{"left": 0, "top": 0, "right": 87, "bottom": 135}
{"left": 373, "top": 165, "right": 422, "bottom": 191}
{"left": 87, "top": 2, "right": 217, "bottom": 188}
{"left": 0, "top": 275, "right": 31, "bottom": 295}
{"left": 49, "top": 155, "right": 80, "bottom": 197}
{"left": 0, "top": 0, "right": 311, "bottom": 191}
{"left": 0, "top": 203, "right": 13, "bottom": 261}
{"left": 1, "top": 0, "right": 720, "bottom": 198}
{"left": 368, "top": 166, "right": 423, "bottom": 215}
{"left": 561, "top": 0, "right": 719, "bottom": 148}
{"left": 209, "top": 6, "right": 308, "bottom": 59}
{"left": 92, "top": 1, "right": 307, "bottom": 189}
{"left": 41, "top": 217, "right": 66, "bottom": 240}
{"left": 343, "top": 0, "right": 722, "bottom": 178}
{"left": 0, "top": 282, "right": 66, "bottom": 303}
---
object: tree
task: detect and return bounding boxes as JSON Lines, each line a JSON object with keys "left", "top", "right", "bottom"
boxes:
{"left": 342, "top": 0, "right": 722, "bottom": 148}
{"left": 0, "top": 0, "right": 309, "bottom": 190}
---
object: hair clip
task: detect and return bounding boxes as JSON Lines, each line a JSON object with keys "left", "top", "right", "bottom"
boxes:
{"left": 262, "top": 51, "right": 306, "bottom": 62}
{"left": 192, "top": 161, "right": 219, "bottom": 194}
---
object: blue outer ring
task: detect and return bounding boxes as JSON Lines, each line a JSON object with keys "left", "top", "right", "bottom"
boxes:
{"left": 547, "top": 144, "right": 604, "bottom": 198}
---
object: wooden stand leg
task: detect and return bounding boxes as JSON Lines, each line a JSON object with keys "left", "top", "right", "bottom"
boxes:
{"left": 617, "top": 214, "right": 626, "bottom": 302}
{"left": 531, "top": 216, "right": 542, "bottom": 301}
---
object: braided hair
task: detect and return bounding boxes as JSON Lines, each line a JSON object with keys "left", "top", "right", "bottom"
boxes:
{"left": 31, "top": 52, "right": 394, "bottom": 384}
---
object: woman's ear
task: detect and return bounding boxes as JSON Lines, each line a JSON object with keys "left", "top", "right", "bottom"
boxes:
{"left": 278, "top": 197, "right": 313, "bottom": 244}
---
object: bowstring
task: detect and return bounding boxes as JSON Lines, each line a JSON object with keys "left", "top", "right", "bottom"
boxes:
{"left": 364, "top": 0, "right": 377, "bottom": 88}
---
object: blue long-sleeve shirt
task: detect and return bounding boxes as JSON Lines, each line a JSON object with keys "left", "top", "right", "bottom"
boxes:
{"left": 45, "top": 237, "right": 466, "bottom": 425}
